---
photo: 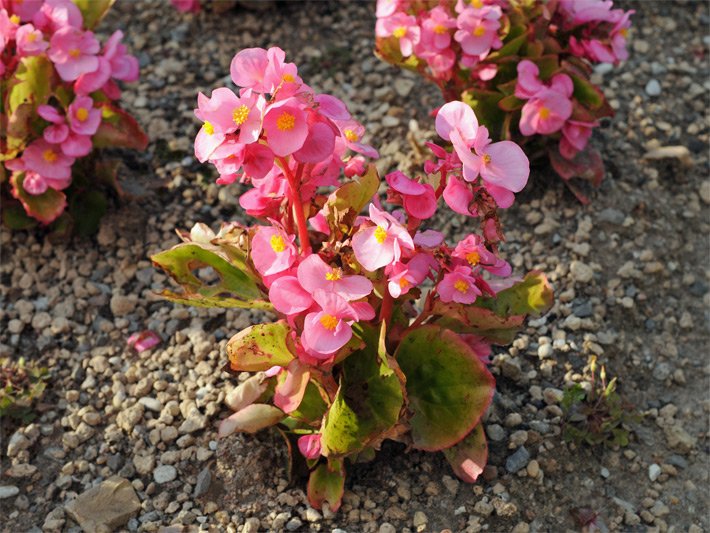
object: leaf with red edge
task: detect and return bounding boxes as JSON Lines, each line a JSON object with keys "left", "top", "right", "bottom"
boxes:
{"left": 548, "top": 145, "right": 605, "bottom": 204}
{"left": 10, "top": 172, "right": 66, "bottom": 224}
{"left": 442, "top": 424, "right": 488, "bottom": 483}
{"left": 73, "top": 0, "right": 115, "bottom": 30}
{"left": 93, "top": 103, "right": 148, "bottom": 150}
{"left": 307, "top": 459, "right": 345, "bottom": 512}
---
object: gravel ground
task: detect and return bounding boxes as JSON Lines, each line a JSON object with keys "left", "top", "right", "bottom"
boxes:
{"left": 1, "top": 1, "right": 708, "bottom": 532}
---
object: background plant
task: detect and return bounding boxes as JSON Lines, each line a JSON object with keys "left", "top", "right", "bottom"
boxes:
{"left": 375, "top": 0, "right": 633, "bottom": 202}
{"left": 0, "top": 0, "right": 147, "bottom": 234}
{"left": 152, "top": 46, "right": 553, "bottom": 511}
{"left": 0, "top": 357, "right": 49, "bottom": 423}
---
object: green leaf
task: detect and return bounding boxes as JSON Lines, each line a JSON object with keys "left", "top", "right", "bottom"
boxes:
{"left": 533, "top": 55, "right": 560, "bottom": 80}
{"left": 151, "top": 243, "right": 270, "bottom": 310}
{"left": 72, "top": 0, "right": 115, "bottom": 29}
{"left": 324, "top": 164, "right": 379, "bottom": 234}
{"left": 432, "top": 306, "right": 525, "bottom": 345}
{"left": 476, "top": 271, "right": 554, "bottom": 318}
{"left": 226, "top": 321, "right": 295, "bottom": 372}
{"left": 569, "top": 73, "right": 605, "bottom": 109}
{"left": 442, "top": 424, "right": 488, "bottom": 483}
{"left": 307, "top": 459, "right": 345, "bottom": 512}
{"left": 487, "top": 26, "right": 528, "bottom": 60}
{"left": 69, "top": 189, "right": 108, "bottom": 237}
{"left": 10, "top": 172, "right": 66, "bottom": 224}
{"left": 93, "top": 103, "right": 148, "bottom": 151}
{"left": 321, "top": 327, "right": 404, "bottom": 458}
{"left": 8, "top": 56, "right": 53, "bottom": 115}
{"left": 394, "top": 326, "right": 495, "bottom": 451}
{"left": 462, "top": 89, "right": 505, "bottom": 134}
{"left": 498, "top": 94, "right": 524, "bottom": 112}
{"left": 288, "top": 382, "right": 329, "bottom": 425}
{"left": 548, "top": 145, "right": 605, "bottom": 203}
{"left": 1, "top": 200, "right": 38, "bottom": 230}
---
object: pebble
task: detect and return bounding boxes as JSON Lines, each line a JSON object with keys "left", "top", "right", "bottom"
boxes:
{"left": 648, "top": 463, "right": 662, "bottom": 482}
{"left": 569, "top": 261, "right": 594, "bottom": 283}
{"left": 486, "top": 424, "right": 506, "bottom": 442}
{"left": 412, "top": 511, "right": 428, "bottom": 530}
{"left": 153, "top": 465, "right": 177, "bottom": 484}
{"left": 0, "top": 486, "right": 20, "bottom": 499}
{"left": 505, "top": 446, "right": 530, "bottom": 473}
{"left": 110, "top": 294, "right": 136, "bottom": 316}
{"left": 193, "top": 467, "right": 211, "bottom": 497}
{"left": 645, "top": 79, "right": 661, "bottom": 96}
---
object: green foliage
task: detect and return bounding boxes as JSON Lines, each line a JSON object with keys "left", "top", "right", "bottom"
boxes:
{"left": 227, "top": 321, "right": 295, "bottom": 372}
{"left": 0, "top": 357, "right": 49, "bottom": 423}
{"left": 93, "top": 103, "right": 149, "bottom": 151}
{"left": 72, "top": 0, "right": 115, "bottom": 29}
{"left": 10, "top": 172, "right": 67, "bottom": 225}
{"left": 307, "top": 459, "right": 346, "bottom": 512}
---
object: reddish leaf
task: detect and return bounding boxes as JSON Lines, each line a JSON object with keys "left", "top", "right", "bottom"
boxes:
{"left": 442, "top": 424, "right": 488, "bottom": 483}
{"left": 94, "top": 103, "right": 148, "bottom": 150}
{"left": 307, "top": 460, "right": 345, "bottom": 512}
{"left": 10, "top": 172, "right": 66, "bottom": 224}
{"left": 548, "top": 145, "right": 605, "bottom": 204}
{"left": 127, "top": 330, "right": 161, "bottom": 352}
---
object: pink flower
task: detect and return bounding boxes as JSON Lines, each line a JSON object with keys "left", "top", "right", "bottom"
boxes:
{"left": 376, "top": 12, "right": 420, "bottom": 57}
{"left": 301, "top": 290, "right": 359, "bottom": 357}
{"left": 386, "top": 253, "right": 435, "bottom": 298}
{"left": 103, "top": 30, "right": 139, "bottom": 81}
{"left": 67, "top": 95, "right": 101, "bottom": 136}
{"left": 376, "top": 0, "right": 400, "bottom": 18}
{"left": 32, "top": 0, "right": 82, "bottom": 32}
{"left": 195, "top": 87, "right": 264, "bottom": 143}
{"left": 231, "top": 47, "right": 284, "bottom": 94}
{"left": 419, "top": 6, "right": 456, "bottom": 51}
{"left": 435, "top": 100, "right": 479, "bottom": 146}
{"left": 16, "top": 23, "right": 47, "bottom": 56}
{"left": 352, "top": 204, "right": 415, "bottom": 272}
{"left": 437, "top": 266, "right": 482, "bottom": 304}
{"left": 0, "top": 9, "right": 19, "bottom": 51}
{"left": 514, "top": 60, "right": 545, "bottom": 99}
{"left": 250, "top": 225, "right": 297, "bottom": 276}
{"left": 336, "top": 119, "right": 378, "bottom": 159}
{"left": 171, "top": 0, "right": 201, "bottom": 13}
{"left": 559, "top": 120, "right": 596, "bottom": 159}
{"left": 460, "top": 334, "right": 492, "bottom": 364}
{"left": 48, "top": 26, "right": 100, "bottom": 81}
{"left": 263, "top": 47, "right": 303, "bottom": 99}
{"left": 294, "top": 117, "right": 336, "bottom": 164}
{"left": 268, "top": 274, "right": 314, "bottom": 317}
{"left": 8, "top": 0, "right": 42, "bottom": 22}
{"left": 17, "top": 139, "right": 74, "bottom": 193}
{"left": 385, "top": 170, "right": 437, "bottom": 220}
{"left": 452, "top": 234, "right": 511, "bottom": 277}
{"left": 454, "top": 5, "right": 502, "bottom": 57}
{"left": 297, "top": 254, "right": 373, "bottom": 301}
{"left": 38, "top": 104, "right": 69, "bottom": 144}
{"left": 443, "top": 175, "right": 475, "bottom": 216}
{"left": 262, "top": 99, "right": 308, "bottom": 157}
{"left": 559, "top": 0, "right": 617, "bottom": 25}
{"left": 519, "top": 85, "right": 573, "bottom": 136}
{"left": 297, "top": 434, "right": 322, "bottom": 460}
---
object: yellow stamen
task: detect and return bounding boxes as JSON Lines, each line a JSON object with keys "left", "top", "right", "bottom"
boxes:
{"left": 472, "top": 26, "right": 486, "bottom": 37}
{"left": 76, "top": 107, "right": 89, "bottom": 122}
{"left": 69, "top": 48, "right": 81, "bottom": 58}
{"left": 344, "top": 129, "right": 358, "bottom": 142}
{"left": 319, "top": 314, "right": 338, "bottom": 331}
{"left": 619, "top": 28, "right": 628, "bottom": 38}
{"left": 282, "top": 73, "right": 295, "bottom": 83}
{"left": 27, "top": 32, "right": 37, "bottom": 43}
{"left": 232, "top": 105, "right": 249, "bottom": 126}
{"left": 270, "top": 235, "right": 286, "bottom": 252}
{"left": 276, "top": 111, "right": 296, "bottom": 132}
{"left": 454, "top": 279, "right": 470, "bottom": 293}
{"left": 433, "top": 24, "right": 447, "bottom": 35}
{"left": 539, "top": 107, "right": 551, "bottom": 120}
{"left": 10, "top": 15, "right": 20, "bottom": 25}
{"left": 374, "top": 226, "right": 387, "bottom": 244}
{"left": 399, "top": 278, "right": 410, "bottom": 288}
{"left": 482, "top": 153, "right": 491, "bottom": 164}
{"left": 466, "top": 251, "right": 481, "bottom": 266}
{"left": 471, "top": 0, "right": 483, "bottom": 7}
{"left": 43, "top": 149, "right": 58, "bottom": 163}
{"left": 325, "top": 268, "right": 343, "bottom": 281}
{"left": 203, "top": 121, "right": 214, "bottom": 135}
{"left": 393, "top": 26, "right": 407, "bottom": 39}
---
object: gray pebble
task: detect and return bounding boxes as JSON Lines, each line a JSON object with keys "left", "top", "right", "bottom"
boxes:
{"left": 645, "top": 79, "right": 661, "bottom": 96}
{"left": 505, "top": 446, "right": 530, "bottom": 473}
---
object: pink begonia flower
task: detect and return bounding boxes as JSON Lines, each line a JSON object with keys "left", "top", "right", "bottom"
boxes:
{"left": 376, "top": 12, "right": 420, "bottom": 57}
{"left": 103, "top": 30, "right": 139, "bottom": 81}
{"left": 15, "top": 140, "right": 74, "bottom": 194}
{"left": 344, "top": 156, "right": 367, "bottom": 178}
{"left": 67, "top": 95, "right": 101, "bottom": 136}
{"left": 239, "top": 172, "right": 286, "bottom": 218}
{"left": 309, "top": 210, "right": 330, "bottom": 235}
{"left": 315, "top": 94, "right": 350, "bottom": 121}
{"left": 419, "top": 6, "right": 457, "bottom": 51}
{"left": 294, "top": 118, "right": 336, "bottom": 164}
{"left": 559, "top": 120, "right": 596, "bottom": 159}
{"left": 443, "top": 175, "right": 475, "bottom": 216}
{"left": 387, "top": 253, "right": 435, "bottom": 298}
{"left": 48, "top": 26, "right": 100, "bottom": 81}
{"left": 0, "top": 9, "right": 19, "bottom": 51}
{"left": 519, "top": 85, "right": 573, "bottom": 136}
{"left": 38, "top": 104, "right": 69, "bottom": 144}
{"left": 301, "top": 290, "right": 359, "bottom": 357}
{"left": 16, "top": 23, "right": 47, "bottom": 56}
{"left": 352, "top": 204, "right": 415, "bottom": 272}
{"left": 263, "top": 46, "right": 303, "bottom": 99}
{"left": 454, "top": 5, "right": 502, "bottom": 56}
{"left": 385, "top": 170, "right": 437, "bottom": 220}
{"left": 298, "top": 434, "right": 322, "bottom": 460}
{"left": 61, "top": 132, "right": 92, "bottom": 157}
{"left": 422, "top": 48, "right": 456, "bottom": 81}
{"left": 250, "top": 225, "right": 297, "bottom": 276}
{"left": 514, "top": 60, "right": 545, "bottom": 99}
{"left": 8, "top": 0, "right": 43, "bottom": 22}
{"left": 376, "top": 0, "right": 400, "bottom": 18}
{"left": 335, "top": 119, "right": 378, "bottom": 159}
{"left": 273, "top": 359, "right": 310, "bottom": 413}
{"left": 460, "top": 334, "right": 492, "bottom": 364}
{"left": 171, "top": 0, "right": 201, "bottom": 13}
{"left": 231, "top": 47, "right": 299, "bottom": 95}
{"left": 262, "top": 99, "right": 308, "bottom": 157}
{"left": 297, "top": 253, "right": 373, "bottom": 301}
{"left": 559, "top": 0, "right": 616, "bottom": 25}
{"left": 414, "top": 229, "right": 444, "bottom": 248}
{"left": 268, "top": 274, "right": 314, "bottom": 317}
{"left": 32, "top": 0, "right": 82, "bottom": 32}
{"left": 435, "top": 100, "right": 479, "bottom": 145}
{"left": 452, "top": 234, "right": 511, "bottom": 277}
{"left": 437, "top": 265, "right": 482, "bottom": 304}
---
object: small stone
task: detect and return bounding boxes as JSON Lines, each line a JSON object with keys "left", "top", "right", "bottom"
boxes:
{"left": 643, "top": 145, "right": 693, "bottom": 167}
{"left": 153, "top": 465, "right": 177, "bottom": 484}
{"left": 699, "top": 181, "right": 710, "bottom": 205}
{"left": 650, "top": 501, "right": 670, "bottom": 517}
{"left": 648, "top": 463, "right": 661, "bottom": 482}
{"left": 505, "top": 446, "right": 530, "bottom": 473}
{"left": 193, "top": 467, "right": 211, "bottom": 497}
{"left": 0, "top": 486, "right": 20, "bottom": 499}
{"left": 7, "top": 432, "right": 30, "bottom": 457}
{"left": 139, "top": 397, "right": 163, "bottom": 412}
{"left": 412, "top": 511, "right": 428, "bottom": 530}
{"left": 305, "top": 507, "right": 322, "bottom": 522}
{"left": 117, "top": 403, "right": 144, "bottom": 432}
{"left": 394, "top": 78, "right": 415, "bottom": 97}
{"left": 110, "top": 294, "right": 136, "bottom": 317}
{"left": 537, "top": 343, "right": 553, "bottom": 359}
{"left": 486, "top": 424, "right": 506, "bottom": 442}
{"left": 379, "top": 523, "right": 397, "bottom": 533}
{"left": 243, "top": 518, "right": 261, "bottom": 533}
{"left": 133, "top": 454, "right": 155, "bottom": 476}
{"left": 511, "top": 523, "right": 530, "bottom": 533}
{"left": 526, "top": 460, "right": 540, "bottom": 478}
{"left": 645, "top": 79, "right": 661, "bottom": 96}
{"left": 382, "top": 116, "right": 400, "bottom": 128}
{"left": 570, "top": 261, "right": 594, "bottom": 283}
{"left": 600, "top": 467, "right": 610, "bottom": 478}
{"left": 509, "top": 430, "right": 528, "bottom": 448}
{"left": 179, "top": 411, "right": 207, "bottom": 434}
{"left": 543, "top": 387, "right": 564, "bottom": 405}
{"left": 473, "top": 500, "right": 494, "bottom": 517}
{"left": 65, "top": 476, "right": 141, "bottom": 532}
{"left": 6, "top": 463, "right": 37, "bottom": 478}
{"left": 285, "top": 518, "right": 303, "bottom": 531}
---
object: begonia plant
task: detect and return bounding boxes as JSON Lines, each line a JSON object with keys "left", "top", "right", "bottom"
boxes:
{"left": 375, "top": 0, "right": 633, "bottom": 202}
{"left": 1, "top": 0, "right": 147, "bottom": 233}
{"left": 152, "top": 46, "right": 553, "bottom": 510}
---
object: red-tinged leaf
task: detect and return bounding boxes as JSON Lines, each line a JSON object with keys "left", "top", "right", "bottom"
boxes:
{"left": 10, "top": 172, "right": 66, "bottom": 224}
{"left": 224, "top": 374, "right": 269, "bottom": 412}
{"left": 533, "top": 54, "right": 560, "bottom": 80}
{"left": 548, "top": 145, "right": 605, "bottom": 204}
{"left": 218, "top": 404, "right": 284, "bottom": 437}
{"left": 569, "top": 73, "right": 606, "bottom": 110}
{"left": 127, "top": 330, "right": 161, "bottom": 353}
{"left": 498, "top": 94, "right": 524, "bottom": 112}
{"left": 93, "top": 103, "right": 148, "bottom": 150}
{"left": 442, "top": 424, "right": 488, "bottom": 483}
{"left": 226, "top": 321, "right": 295, "bottom": 372}
{"left": 73, "top": 0, "right": 115, "bottom": 29}
{"left": 274, "top": 359, "right": 311, "bottom": 414}
{"left": 307, "top": 460, "right": 345, "bottom": 512}
{"left": 2, "top": 200, "right": 38, "bottom": 230}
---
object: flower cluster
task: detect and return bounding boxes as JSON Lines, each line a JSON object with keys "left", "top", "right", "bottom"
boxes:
{"left": 1, "top": 0, "right": 146, "bottom": 227}
{"left": 375, "top": 0, "right": 633, "bottom": 202}
{"left": 154, "top": 47, "right": 553, "bottom": 510}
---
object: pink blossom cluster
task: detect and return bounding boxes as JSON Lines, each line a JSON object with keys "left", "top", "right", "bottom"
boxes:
{"left": 198, "top": 48, "right": 530, "bottom": 459}
{"left": 170, "top": 0, "right": 200, "bottom": 13}
{"left": 1, "top": 0, "right": 139, "bottom": 198}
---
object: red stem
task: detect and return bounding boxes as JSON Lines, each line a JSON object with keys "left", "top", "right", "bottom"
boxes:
{"left": 379, "top": 289, "right": 393, "bottom": 326}
{"left": 279, "top": 157, "right": 311, "bottom": 256}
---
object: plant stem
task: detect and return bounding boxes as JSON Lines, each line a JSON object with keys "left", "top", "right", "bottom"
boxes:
{"left": 279, "top": 157, "right": 311, "bottom": 256}
{"left": 379, "top": 289, "right": 393, "bottom": 325}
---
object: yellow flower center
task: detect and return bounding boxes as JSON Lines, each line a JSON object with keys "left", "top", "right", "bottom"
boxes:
{"left": 472, "top": 26, "right": 486, "bottom": 37}
{"left": 325, "top": 268, "right": 343, "bottom": 281}
{"left": 482, "top": 153, "right": 491, "bottom": 164}
{"left": 619, "top": 28, "right": 628, "bottom": 38}
{"left": 232, "top": 105, "right": 250, "bottom": 126}
{"left": 471, "top": 0, "right": 483, "bottom": 8}
{"left": 270, "top": 235, "right": 286, "bottom": 252}
{"left": 344, "top": 129, "right": 358, "bottom": 142}
{"left": 43, "top": 149, "right": 58, "bottom": 163}
{"left": 466, "top": 251, "right": 481, "bottom": 266}
{"left": 27, "top": 32, "right": 37, "bottom": 43}
{"left": 374, "top": 226, "right": 388, "bottom": 244}
{"left": 319, "top": 314, "right": 339, "bottom": 331}
{"left": 203, "top": 121, "right": 214, "bottom": 135}
{"left": 76, "top": 107, "right": 89, "bottom": 122}
{"left": 282, "top": 73, "right": 295, "bottom": 83}
{"left": 433, "top": 24, "right": 447, "bottom": 35}
{"left": 69, "top": 47, "right": 81, "bottom": 58}
{"left": 539, "top": 107, "right": 551, "bottom": 120}
{"left": 454, "top": 279, "right": 470, "bottom": 293}
{"left": 399, "top": 278, "right": 410, "bottom": 288}
{"left": 10, "top": 15, "right": 20, "bottom": 25}
{"left": 276, "top": 111, "right": 296, "bottom": 132}
{"left": 393, "top": 26, "right": 407, "bottom": 39}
